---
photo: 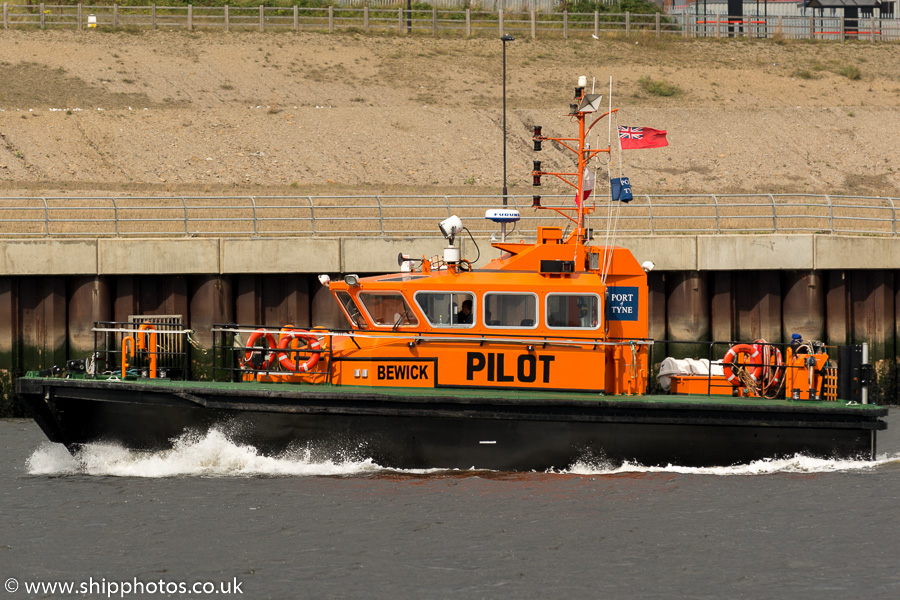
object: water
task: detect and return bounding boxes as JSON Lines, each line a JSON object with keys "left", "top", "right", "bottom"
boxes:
{"left": 2, "top": 416, "right": 899, "bottom": 600}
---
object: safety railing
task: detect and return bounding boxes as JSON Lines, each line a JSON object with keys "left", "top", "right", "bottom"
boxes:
{"left": 0, "top": 4, "right": 680, "bottom": 37}
{"left": 0, "top": 0, "right": 900, "bottom": 42}
{"left": 3, "top": 4, "right": 900, "bottom": 40}
{"left": 0, "top": 194, "right": 897, "bottom": 239}
{"left": 91, "top": 319, "right": 190, "bottom": 380}
{"left": 674, "top": 11, "right": 900, "bottom": 42}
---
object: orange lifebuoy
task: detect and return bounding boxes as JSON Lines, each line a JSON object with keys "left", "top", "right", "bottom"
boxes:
{"left": 276, "top": 329, "right": 322, "bottom": 373}
{"left": 723, "top": 343, "right": 762, "bottom": 386}
{"left": 243, "top": 329, "right": 278, "bottom": 370}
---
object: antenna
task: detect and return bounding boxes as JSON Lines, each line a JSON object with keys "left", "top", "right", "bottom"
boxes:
{"left": 485, "top": 209, "right": 520, "bottom": 243}
{"left": 530, "top": 76, "right": 617, "bottom": 238}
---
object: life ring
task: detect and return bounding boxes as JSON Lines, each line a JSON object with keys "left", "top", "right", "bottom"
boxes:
{"left": 243, "top": 329, "right": 278, "bottom": 370}
{"left": 276, "top": 329, "right": 322, "bottom": 373}
{"left": 722, "top": 343, "right": 762, "bottom": 386}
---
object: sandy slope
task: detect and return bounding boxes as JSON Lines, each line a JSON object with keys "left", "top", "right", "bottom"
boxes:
{"left": 1, "top": 29, "right": 899, "bottom": 198}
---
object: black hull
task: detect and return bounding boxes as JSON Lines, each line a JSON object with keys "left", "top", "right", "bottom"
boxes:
{"left": 17, "top": 377, "right": 888, "bottom": 470}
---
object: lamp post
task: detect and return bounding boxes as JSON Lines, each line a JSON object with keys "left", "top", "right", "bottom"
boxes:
{"left": 501, "top": 34, "right": 514, "bottom": 207}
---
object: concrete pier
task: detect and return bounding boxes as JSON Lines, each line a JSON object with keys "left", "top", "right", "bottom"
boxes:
{"left": 3, "top": 234, "right": 900, "bottom": 275}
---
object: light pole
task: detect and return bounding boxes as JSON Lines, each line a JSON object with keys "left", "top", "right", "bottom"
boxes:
{"left": 501, "top": 34, "right": 514, "bottom": 207}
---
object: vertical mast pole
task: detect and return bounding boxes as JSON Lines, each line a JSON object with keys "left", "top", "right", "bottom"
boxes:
{"left": 575, "top": 85, "right": 586, "bottom": 240}
{"left": 577, "top": 112, "right": 586, "bottom": 236}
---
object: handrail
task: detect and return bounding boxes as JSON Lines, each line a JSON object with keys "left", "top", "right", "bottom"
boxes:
{"left": 769, "top": 194, "right": 776, "bottom": 233}
{"left": 375, "top": 195, "right": 383, "bottom": 236}
{"left": 181, "top": 196, "right": 188, "bottom": 237}
{"left": 40, "top": 197, "right": 49, "bottom": 237}
{"left": 112, "top": 197, "right": 119, "bottom": 237}
{"left": 827, "top": 195, "right": 834, "bottom": 232}
{"left": 210, "top": 324, "right": 655, "bottom": 349}
{"left": 1, "top": 194, "right": 899, "bottom": 239}
{"left": 1, "top": 5, "right": 898, "bottom": 41}
{"left": 712, "top": 194, "right": 719, "bottom": 232}
{"left": 307, "top": 196, "right": 316, "bottom": 236}
{"left": 890, "top": 197, "right": 897, "bottom": 236}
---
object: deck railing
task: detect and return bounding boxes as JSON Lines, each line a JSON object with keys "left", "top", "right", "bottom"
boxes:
{"left": 0, "top": 194, "right": 897, "bottom": 239}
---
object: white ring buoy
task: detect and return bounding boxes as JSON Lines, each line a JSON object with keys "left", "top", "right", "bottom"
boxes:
{"left": 722, "top": 343, "right": 761, "bottom": 386}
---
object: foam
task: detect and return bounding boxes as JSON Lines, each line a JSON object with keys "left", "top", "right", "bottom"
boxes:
{"left": 26, "top": 429, "right": 385, "bottom": 478}
{"left": 25, "top": 429, "right": 900, "bottom": 478}
{"left": 562, "top": 453, "right": 900, "bottom": 476}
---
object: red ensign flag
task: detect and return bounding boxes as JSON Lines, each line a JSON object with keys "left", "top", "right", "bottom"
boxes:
{"left": 617, "top": 126, "right": 668, "bottom": 150}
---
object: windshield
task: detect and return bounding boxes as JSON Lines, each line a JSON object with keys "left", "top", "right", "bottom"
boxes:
{"left": 358, "top": 291, "right": 419, "bottom": 328}
{"left": 335, "top": 291, "right": 368, "bottom": 330}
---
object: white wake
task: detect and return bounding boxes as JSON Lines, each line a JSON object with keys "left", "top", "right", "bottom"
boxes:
{"left": 25, "top": 428, "right": 900, "bottom": 478}
{"left": 563, "top": 453, "right": 900, "bottom": 476}
{"left": 25, "top": 429, "right": 386, "bottom": 478}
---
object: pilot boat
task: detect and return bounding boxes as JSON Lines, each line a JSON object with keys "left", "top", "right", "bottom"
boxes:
{"left": 16, "top": 77, "right": 888, "bottom": 470}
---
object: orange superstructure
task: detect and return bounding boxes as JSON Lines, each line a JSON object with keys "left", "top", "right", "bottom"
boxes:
{"left": 243, "top": 227, "right": 650, "bottom": 395}
{"left": 239, "top": 77, "right": 651, "bottom": 395}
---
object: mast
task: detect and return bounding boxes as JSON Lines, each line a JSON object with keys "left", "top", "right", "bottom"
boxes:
{"left": 531, "top": 76, "right": 616, "bottom": 244}
{"left": 575, "top": 89, "right": 587, "bottom": 236}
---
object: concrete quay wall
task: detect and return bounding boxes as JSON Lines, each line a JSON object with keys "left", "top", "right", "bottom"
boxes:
{"left": 2, "top": 234, "right": 899, "bottom": 275}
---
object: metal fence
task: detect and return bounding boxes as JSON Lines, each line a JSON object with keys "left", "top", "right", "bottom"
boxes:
{"left": 0, "top": 4, "right": 678, "bottom": 37}
{"left": 4, "top": 4, "right": 899, "bottom": 39}
{"left": 673, "top": 11, "right": 900, "bottom": 41}
{"left": 0, "top": 194, "right": 898, "bottom": 239}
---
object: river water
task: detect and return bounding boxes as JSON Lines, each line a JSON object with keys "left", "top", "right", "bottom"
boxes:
{"left": 1, "top": 415, "right": 899, "bottom": 600}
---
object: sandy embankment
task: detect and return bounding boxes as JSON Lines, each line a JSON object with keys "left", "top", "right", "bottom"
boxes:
{"left": 1, "top": 30, "right": 898, "bottom": 199}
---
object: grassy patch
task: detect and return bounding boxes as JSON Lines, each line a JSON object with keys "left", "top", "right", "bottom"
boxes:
{"left": 638, "top": 76, "right": 682, "bottom": 97}
{"left": 837, "top": 65, "right": 861, "bottom": 80}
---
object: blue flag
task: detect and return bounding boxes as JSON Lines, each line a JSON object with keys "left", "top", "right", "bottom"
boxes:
{"left": 610, "top": 177, "right": 633, "bottom": 203}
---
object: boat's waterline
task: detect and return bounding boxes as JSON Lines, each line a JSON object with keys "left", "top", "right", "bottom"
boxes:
{"left": 24, "top": 427, "right": 900, "bottom": 479}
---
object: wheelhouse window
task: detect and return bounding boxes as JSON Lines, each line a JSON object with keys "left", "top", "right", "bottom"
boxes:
{"left": 546, "top": 294, "right": 600, "bottom": 329}
{"left": 483, "top": 293, "right": 537, "bottom": 328}
{"left": 335, "top": 291, "right": 368, "bottom": 330}
{"left": 414, "top": 292, "right": 475, "bottom": 328}
{"left": 358, "top": 291, "right": 419, "bottom": 328}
